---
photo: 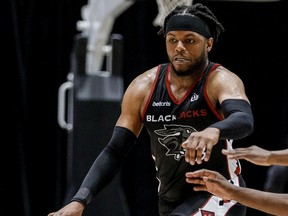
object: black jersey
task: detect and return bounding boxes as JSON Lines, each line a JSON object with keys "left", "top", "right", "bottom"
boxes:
{"left": 142, "top": 62, "right": 242, "bottom": 204}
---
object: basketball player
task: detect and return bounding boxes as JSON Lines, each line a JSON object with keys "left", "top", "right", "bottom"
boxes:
{"left": 48, "top": 3, "right": 254, "bottom": 216}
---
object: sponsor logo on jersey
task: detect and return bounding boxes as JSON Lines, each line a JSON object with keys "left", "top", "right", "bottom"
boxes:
{"left": 190, "top": 93, "right": 199, "bottom": 102}
{"left": 152, "top": 101, "right": 171, "bottom": 107}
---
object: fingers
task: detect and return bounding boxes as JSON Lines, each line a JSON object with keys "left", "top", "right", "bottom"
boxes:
{"left": 192, "top": 184, "right": 208, "bottom": 192}
{"left": 186, "top": 169, "right": 223, "bottom": 181}
{"left": 48, "top": 212, "right": 61, "bottom": 216}
{"left": 222, "top": 148, "right": 248, "bottom": 159}
{"left": 182, "top": 129, "right": 219, "bottom": 165}
{"left": 185, "top": 170, "right": 214, "bottom": 192}
{"left": 203, "top": 176, "right": 218, "bottom": 184}
{"left": 186, "top": 169, "right": 211, "bottom": 180}
{"left": 222, "top": 149, "right": 234, "bottom": 158}
{"left": 182, "top": 141, "right": 207, "bottom": 165}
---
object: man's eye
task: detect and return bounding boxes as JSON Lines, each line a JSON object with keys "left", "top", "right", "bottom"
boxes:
{"left": 169, "top": 38, "right": 176, "bottom": 43}
{"left": 186, "top": 39, "right": 194, "bottom": 43}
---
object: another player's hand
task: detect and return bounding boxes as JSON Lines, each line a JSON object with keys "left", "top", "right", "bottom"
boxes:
{"left": 47, "top": 201, "right": 84, "bottom": 216}
{"left": 182, "top": 127, "right": 220, "bottom": 165}
{"left": 185, "top": 169, "right": 234, "bottom": 201}
{"left": 222, "top": 145, "right": 271, "bottom": 166}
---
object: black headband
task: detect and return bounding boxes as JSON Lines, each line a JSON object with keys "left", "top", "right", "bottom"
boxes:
{"left": 165, "top": 15, "right": 212, "bottom": 38}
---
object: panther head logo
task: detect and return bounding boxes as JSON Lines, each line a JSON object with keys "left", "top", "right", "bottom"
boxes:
{"left": 155, "top": 124, "right": 197, "bottom": 160}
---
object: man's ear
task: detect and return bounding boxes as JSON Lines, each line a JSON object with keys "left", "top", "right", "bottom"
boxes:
{"left": 206, "top": 37, "right": 214, "bottom": 52}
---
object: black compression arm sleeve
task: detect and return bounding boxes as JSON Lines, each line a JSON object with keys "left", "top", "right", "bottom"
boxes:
{"left": 71, "top": 126, "right": 137, "bottom": 205}
{"left": 209, "top": 99, "right": 254, "bottom": 140}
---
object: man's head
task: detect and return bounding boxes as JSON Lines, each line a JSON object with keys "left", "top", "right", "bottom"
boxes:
{"left": 158, "top": 3, "right": 224, "bottom": 42}
{"left": 159, "top": 3, "right": 225, "bottom": 76}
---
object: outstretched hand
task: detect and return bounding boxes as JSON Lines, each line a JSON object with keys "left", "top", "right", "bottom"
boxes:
{"left": 221, "top": 145, "right": 271, "bottom": 166}
{"left": 47, "top": 201, "right": 84, "bottom": 216}
{"left": 185, "top": 169, "right": 236, "bottom": 201}
{"left": 182, "top": 127, "right": 220, "bottom": 165}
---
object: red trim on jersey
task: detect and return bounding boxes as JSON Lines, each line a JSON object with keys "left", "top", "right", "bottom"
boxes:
{"left": 166, "top": 64, "right": 206, "bottom": 105}
{"left": 140, "top": 65, "right": 162, "bottom": 122}
{"left": 203, "top": 63, "right": 223, "bottom": 120}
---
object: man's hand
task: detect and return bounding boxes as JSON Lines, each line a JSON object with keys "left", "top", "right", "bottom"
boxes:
{"left": 47, "top": 201, "right": 84, "bottom": 216}
{"left": 185, "top": 169, "right": 235, "bottom": 201}
{"left": 222, "top": 145, "right": 271, "bottom": 166}
{"left": 182, "top": 127, "right": 220, "bottom": 165}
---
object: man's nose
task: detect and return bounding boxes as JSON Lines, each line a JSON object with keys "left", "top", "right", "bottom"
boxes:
{"left": 176, "top": 41, "right": 186, "bottom": 52}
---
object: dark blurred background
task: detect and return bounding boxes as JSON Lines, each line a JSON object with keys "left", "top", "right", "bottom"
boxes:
{"left": 2, "top": 0, "right": 288, "bottom": 215}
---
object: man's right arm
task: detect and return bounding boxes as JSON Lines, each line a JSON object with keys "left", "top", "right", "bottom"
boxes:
{"left": 47, "top": 69, "right": 154, "bottom": 216}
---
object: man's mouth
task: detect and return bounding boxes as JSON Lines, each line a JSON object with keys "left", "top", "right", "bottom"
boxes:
{"left": 174, "top": 57, "right": 189, "bottom": 63}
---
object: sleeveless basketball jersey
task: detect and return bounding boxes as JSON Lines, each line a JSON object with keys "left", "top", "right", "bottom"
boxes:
{"left": 142, "top": 62, "right": 242, "bottom": 203}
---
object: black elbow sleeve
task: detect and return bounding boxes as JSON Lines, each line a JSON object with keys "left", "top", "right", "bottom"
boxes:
{"left": 209, "top": 99, "right": 254, "bottom": 140}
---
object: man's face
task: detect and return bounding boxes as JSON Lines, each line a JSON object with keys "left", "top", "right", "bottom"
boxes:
{"left": 165, "top": 30, "right": 212, "bottom": 75}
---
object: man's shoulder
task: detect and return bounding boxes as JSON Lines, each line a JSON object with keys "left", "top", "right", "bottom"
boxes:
{"left": 210, "top": 64, "right": 234, "bottom": 76}
{"left": 139, "top": 65, "right": 161, "bottom": 80}
{"left": 129, "top": 66, "right": 159, "bottom": 92}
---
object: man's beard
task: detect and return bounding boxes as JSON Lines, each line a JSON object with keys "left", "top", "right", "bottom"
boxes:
{"left": 172, "top": 52, "right": 207, "bottom": 77}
